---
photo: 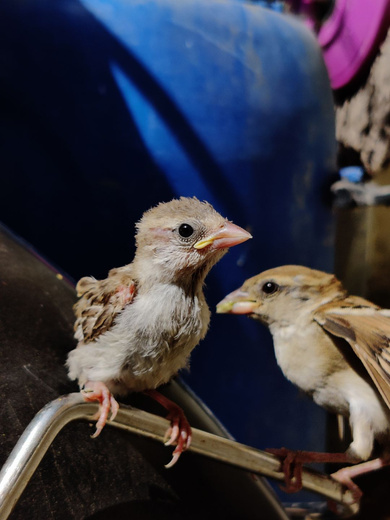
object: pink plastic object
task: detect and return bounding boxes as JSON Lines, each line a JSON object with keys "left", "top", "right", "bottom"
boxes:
{"left": 318, "top": 0, "right": 390, "bottom": 89}
{"left": 288, "top": 0, "right": 390, "bottom": 90}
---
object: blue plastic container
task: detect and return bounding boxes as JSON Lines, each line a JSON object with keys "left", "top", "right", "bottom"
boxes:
{"left": 0, "top": 0, "right": 336, "bottom": 501}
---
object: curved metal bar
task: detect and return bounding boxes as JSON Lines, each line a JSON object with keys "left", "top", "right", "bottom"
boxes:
{"left": 0, "top": 394, "right": 358, "bottom": 519}
{"left": 0, "top": 394, "right": 96, "bottom": 519}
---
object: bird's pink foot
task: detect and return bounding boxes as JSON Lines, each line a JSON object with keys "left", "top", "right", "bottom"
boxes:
{"left": 330, "top": 467, "right": 363, "bottom": 502}
{"left": 331, "top": 456, "right": 390, "bottom": 502}
{"left": 163, "top": 406, "right": 192, "bottom": 468}
{"left": 266, "top": 447, "right": 351, "bottom": 494}
{"left": 81, "top": 381, "right": 119, "bottom": 438}
{"left": 144, "top": 389, "right": 192, "bottom": 468}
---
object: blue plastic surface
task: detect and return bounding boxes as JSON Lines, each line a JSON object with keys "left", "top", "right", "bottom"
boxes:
{"left": 339, "top": 166, "right": 365, "bottom": 183}
{"left": 0, "top": 0, "right": 336, "bottom": 500}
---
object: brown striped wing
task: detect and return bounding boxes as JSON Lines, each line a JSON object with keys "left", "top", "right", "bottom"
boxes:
{"left": 74, "top": 266, "right": 136, "bottom": 343}
{"left": 315, "top": 306, "right": 390, "bottom": 410}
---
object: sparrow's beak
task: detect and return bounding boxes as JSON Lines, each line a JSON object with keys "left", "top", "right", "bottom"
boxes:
{"left": 216, "top": 288, "right": 257, "bottom": 315}
{"left": 194, "top": 222, "right": 252, "bottom": 250}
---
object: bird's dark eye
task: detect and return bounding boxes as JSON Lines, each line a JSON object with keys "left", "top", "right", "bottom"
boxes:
{"left": 262, "top": 281, "right": 279, "bottom": 295}
{"left": 178, "top": 223, "right": 194, "bottom": 238}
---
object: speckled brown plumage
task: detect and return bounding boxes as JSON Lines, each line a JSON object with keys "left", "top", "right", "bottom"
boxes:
{"left": 74, "top": 265, "right": 136, "bottom": 342}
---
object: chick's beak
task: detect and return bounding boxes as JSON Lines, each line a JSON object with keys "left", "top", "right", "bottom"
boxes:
{"left": 216, "top": 288, "right": 257, "bottom": 315}
{"left": 194, "top": 222, "right": 252, "bottom": 250}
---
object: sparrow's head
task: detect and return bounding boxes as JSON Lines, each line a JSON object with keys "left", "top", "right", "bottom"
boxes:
{"left": 217, "top": 265, "right": 346, "bottom": 326}
{"left": 134, "top": 197, "right": 252, "bottom": 284}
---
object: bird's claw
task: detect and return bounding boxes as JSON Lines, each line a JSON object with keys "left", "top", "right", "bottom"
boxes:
{"left": 164, "top": 423, "right": 180, "bottom": 447}
{"left": 144, "top": 389, "right": 192, "bottom": 468}
{"left": 331, "top": 468, "right": 363, "bottom": 503}
{"left": 165, "top": 450, "right": 181, "bottom": 469}
{"left": 163, "top": 411, "right": 192, "bottom": 468}
{"left": 268, "top": 447, "right": 363, "bottom": 497}
{"left": 81, "top": 381, "right": 119, "bottom": 437}
{"left": 163, "top": 431, "right": 192, "bottom": 469}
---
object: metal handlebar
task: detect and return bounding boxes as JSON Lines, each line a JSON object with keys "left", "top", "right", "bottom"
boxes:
{"left": 0, "top": 393, "right": 358, "bottom": 519}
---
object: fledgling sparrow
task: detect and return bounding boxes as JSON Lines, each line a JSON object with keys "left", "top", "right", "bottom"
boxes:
{"left": 67, "top": 197, "right": 252, "bottom": 466}
{"left": 217, "top": 265, "right": 390, "bottom": 499}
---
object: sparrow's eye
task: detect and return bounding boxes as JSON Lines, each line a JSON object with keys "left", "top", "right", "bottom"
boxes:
{"left": 262, "top": 281, "right": 279, "bottom": 295}
{"left": 178, "top": 223, "right": 194, "bottom": 238}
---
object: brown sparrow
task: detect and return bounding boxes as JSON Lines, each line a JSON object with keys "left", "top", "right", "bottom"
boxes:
{"left": 67, "top": 197, "right": 251, "bottom": 466}
{"left": 217, "top": 265, "right": 390, "bottom": 499}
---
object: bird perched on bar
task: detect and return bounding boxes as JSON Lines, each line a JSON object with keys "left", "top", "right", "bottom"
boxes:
{"left": 67, "top": 197, "right": 251, "bottom": 466}
{"left": 217, "top": 265, "right": 390, "bottom": 499}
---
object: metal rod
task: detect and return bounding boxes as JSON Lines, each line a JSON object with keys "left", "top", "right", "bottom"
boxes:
{"left": 0, "top": 394, "right": 358, "bottom": 519}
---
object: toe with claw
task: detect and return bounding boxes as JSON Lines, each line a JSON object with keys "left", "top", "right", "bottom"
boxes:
{"left": 163, "top": 409, "right": 192, "bottom": 468}
{"left": 144, "top": 389, "right": 192, "bottom": 468}
{"left": 81, "top": 381, "right": 119, "bottom": 437}
{"left": 267, "top": 447, "right": 366, "bottom": 500}
{"left": 331, "top": 467, "right": 363, "bottom": 503}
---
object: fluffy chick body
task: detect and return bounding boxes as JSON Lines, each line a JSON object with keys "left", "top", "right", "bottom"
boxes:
{"left": 67, "top": 197, "right": 251, "bottom": 398}
{"left": 68, "top": 278, "right": 209, "bottom": 394}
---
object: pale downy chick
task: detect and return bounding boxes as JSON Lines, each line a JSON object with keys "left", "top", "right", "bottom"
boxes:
{"left": 67, "top": 197, "right": 252, "bottom": 466}
{"left": 217, "top": 265, "right": 390, "bottom": 498}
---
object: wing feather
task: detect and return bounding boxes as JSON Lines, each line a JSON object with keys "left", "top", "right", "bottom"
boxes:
{"left": 74, "top": 265, "right": 136, "bottom": 343}
{"left": 314, "top": 297, "right": 390, "bottom": 410}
